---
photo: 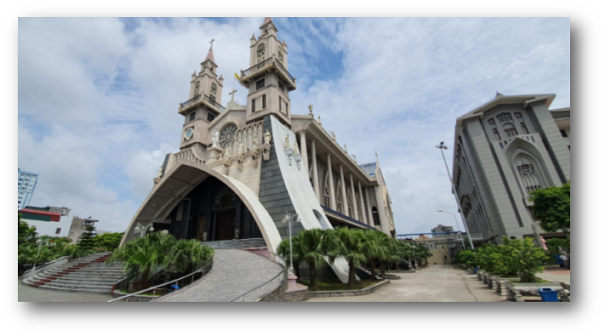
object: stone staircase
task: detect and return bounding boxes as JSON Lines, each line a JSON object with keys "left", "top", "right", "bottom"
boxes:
{"left": 204, "top": 238, "right": 267, "bottom": 250}
{"left": 22, "top": 252, "right": 125, "bottom": 294}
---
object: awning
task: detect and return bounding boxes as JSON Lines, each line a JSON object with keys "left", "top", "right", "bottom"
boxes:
{"left": 19, "top": 209, "right": 61, "bottom": 222}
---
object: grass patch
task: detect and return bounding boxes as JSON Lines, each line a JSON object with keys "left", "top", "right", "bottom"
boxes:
{"left": 298, "top": 279, "right": 383, "bottom": 292}
{"left": 510, "top": 278, "right": 552, "bottom": 284}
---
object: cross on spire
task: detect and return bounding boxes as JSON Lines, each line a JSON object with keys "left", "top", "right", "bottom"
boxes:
{"left": 209, "top": 38, "right": 215, "bottom": 50}
{"left": 229, "top": 88, "right": 237, "bottom": 102}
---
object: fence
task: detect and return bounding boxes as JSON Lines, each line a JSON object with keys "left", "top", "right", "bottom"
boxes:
{"left": 108, "top": 259, "right": 214, "bottom": 302}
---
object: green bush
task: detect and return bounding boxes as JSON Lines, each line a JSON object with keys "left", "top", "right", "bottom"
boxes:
{"left": 455, "top": 250, "right": 477, "bottom": 267}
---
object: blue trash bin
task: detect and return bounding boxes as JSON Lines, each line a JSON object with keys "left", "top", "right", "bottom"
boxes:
{"left": 473, "top": 267, "right": 479, "bottom": 274}
{"left": 538, "top": 288, "right": 559, "bottom": 302}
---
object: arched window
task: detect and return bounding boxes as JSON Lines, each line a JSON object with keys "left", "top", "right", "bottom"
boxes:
{"left": 210, "top": 83, "right": 217, "bottom": 101}
{"left": 194, "top": 81, "right": 200, "bottom": 97}
{"left": 336, "top": 190, "right": 342, "bottom": 213}
{"left": 521, "top": 122, "right": 529, "bottom": 134}
{"left": 513, "top": 153, "right": 547, "bottom": 197}
{"left": 503, "top": 123, "right": 518, "bottom": 137}
{"left": 493, "top": 129, "right": 501, "bottom": 140}
{"left": 324, "top": 187, "right": 330, "bottom": 207}
{"left": 372, "top": 206, "right": 381, "bottom": 226}
{"left": 347, "top": 187, "right": 353, "bottom": 217}
{"left": 256, "top": 43, "right": 265, "bottom": 64}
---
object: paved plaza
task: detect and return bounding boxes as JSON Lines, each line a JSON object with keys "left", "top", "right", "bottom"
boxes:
{"left": 306, "top": 265, "right": 509, "bottom": 302}
{"left": 154, "top": 249, "right": 283, "bottom": 302}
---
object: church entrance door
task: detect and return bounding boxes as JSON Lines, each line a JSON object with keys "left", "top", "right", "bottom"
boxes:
{"left": 214, "top": 211, "right": 236, "bottom": 241}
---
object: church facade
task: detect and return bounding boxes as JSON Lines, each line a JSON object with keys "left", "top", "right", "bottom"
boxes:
{"left": 451, "top": 93, "right": 570, "bottom": 244}
{"left": 119, "top": 18, "right": 396, "bottom": 280}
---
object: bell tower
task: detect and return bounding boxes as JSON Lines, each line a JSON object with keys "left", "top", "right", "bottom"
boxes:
{"left": 177, "top": 39, "right": 226, "bottom": 160}
{"left": 238, "top": 17, "right": 296, "bottom": 127}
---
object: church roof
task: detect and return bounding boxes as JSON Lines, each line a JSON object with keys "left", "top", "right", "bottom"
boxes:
{"left": 358, "top": 162, "right": 376, "bottom": 177}
{"left": 205, "top": 49, "right": 215, "bottom": 63}
{"left": 263, "top": 17, "right": 273, "bottom": 25}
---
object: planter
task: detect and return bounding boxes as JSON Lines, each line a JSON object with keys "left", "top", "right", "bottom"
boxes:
{"left": 504, "top": 280, "right": 564, "bottom": 302}
{"left": 493, "top": 276, "right": 520, "bottom": 296}
{"left": 467, "top": 268, "right": 474, "bottom": 274}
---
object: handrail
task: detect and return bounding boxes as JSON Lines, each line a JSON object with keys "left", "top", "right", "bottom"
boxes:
{"left": 274, "top": 59, "right": 295, "bottom": 83}
{"left": 23, "top": 256, "right": 70, "bottom": 276}
{"left": 180, "top": 94, "right": 201, "bottom": 109}
{"left": 179, "top": 94, "right": 225, "bottom": 112}
{"left": 202, "top": 94, "right": 225, "bottom": 112}
{"left": 227, "top": 251, "right": 287, "bottom": 302}
{"left": 107, "top": 259, "right": 214, "bottom": 302}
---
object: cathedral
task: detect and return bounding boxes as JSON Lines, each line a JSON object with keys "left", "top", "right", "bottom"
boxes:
{"left": 119, "top": 18, "right": 396, "bottom": 281}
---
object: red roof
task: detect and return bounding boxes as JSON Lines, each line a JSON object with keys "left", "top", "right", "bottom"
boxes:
{"left": 19, "top": 209, "right": 61, "bottom": 222}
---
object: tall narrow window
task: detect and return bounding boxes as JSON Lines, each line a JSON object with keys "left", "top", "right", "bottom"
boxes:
{"left": 279, "top": 97, "right": 282, "bottom": 111}
{"left": 262, "top": 95, "right": 266, "bottom": 109}
{"left": 277, "top": 47, "right": 284, "bottom": 63}
{"left": 255, "top": 78, "right": 265, "bottom": 90}
{"left": 324, "top": 187, "right": 330, "bottom": 207}
{"left": 285, "top": 103, "right": 288, "bottom": 114}
{"left": 189, "top": 112, "right": 196, "bottom": 122}
{"left": 251, "top": 99, "right": 256, "bottom": 112}
{"left": 521, "top": 122, "right": 529, "bottom": 134}
{"left": 210, "top": 83, "right": 217, "bottom": 96}
{"left": 336, "top": 193, "right": 342, "bottom": 213}
{"left": 372, "top": 206, "right": 381, "bottom": 226}
{"left": 493, "top": 129, "right": 501, "bottom": 140}
{"left": 278, "top": 81, "right": 285, "bottom": 92}
{"left": 503, "top": 123, "right": 518, "bottom": 137}
{"left": 256, "top": 43, "right": 265, "bottom": 64}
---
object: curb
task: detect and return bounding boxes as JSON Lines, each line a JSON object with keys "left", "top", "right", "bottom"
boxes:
{"left": 307, "top": 280, "right": 390, "bottom": 297}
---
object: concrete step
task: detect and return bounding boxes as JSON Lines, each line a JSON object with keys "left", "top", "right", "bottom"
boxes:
{"left": 39, "top": 282, "right": 113, "bottom": 291}
{"left": 50, "top": 278, "right": 117, "bottom": 286}
{"left": 59, "top": 275, "right": 123, "bottom": 282}
{"left": 37, "top": 284, "right": 113, "bottom": 294}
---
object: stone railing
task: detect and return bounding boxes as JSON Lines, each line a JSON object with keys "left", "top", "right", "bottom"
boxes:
{"left": 240, "top": 57, "right": 295, "bottom": 84}
{"left": 173, "top": 147, "right": 205, "bottom": 167}
{"left": 179, "top": 94, "right": 225, "bottom": 112}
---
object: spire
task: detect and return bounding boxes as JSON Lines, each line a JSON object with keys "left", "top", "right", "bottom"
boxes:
{"left": 251, "top": 33, "right": 256, "bottom": 40}
{"left": 205, "top": 38, "right": 216, "bottom": 63}
{"left": 263, "top": 17, "right": 272, "bottom": 25}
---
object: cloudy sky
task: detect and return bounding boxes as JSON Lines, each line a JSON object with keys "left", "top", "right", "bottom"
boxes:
{"left": 18, "top": 17, "right": 570, "bottom": 235}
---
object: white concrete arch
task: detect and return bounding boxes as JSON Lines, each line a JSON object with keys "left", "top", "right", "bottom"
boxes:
{"left": 120, "top": 161, "right": 282, "bottom": 253}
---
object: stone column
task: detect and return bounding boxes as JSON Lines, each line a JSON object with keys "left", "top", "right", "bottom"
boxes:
{"left": 339, "top": 165, "right": 348, "bottom": 216}
{"left": 365, "top": 187, "right": 375, "bottom": 227}
{"left": 311, "top": 139, "right": 320, "bottom": 200}
{"left": 327, "top": 153, "right": 336, "bottom": 209}
{"left": 358, "top": 182, "right": 368, "bottom": 224}
{"left": 300, "top": 131, "right": 309, "bottom": 175}
{"left": 349, "top": 174, "right": 359, "bottom": 220}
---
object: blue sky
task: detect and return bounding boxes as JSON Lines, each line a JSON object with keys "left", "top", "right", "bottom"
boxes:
{"left": 18, "top": 17, "right": 570, "bottom": 234}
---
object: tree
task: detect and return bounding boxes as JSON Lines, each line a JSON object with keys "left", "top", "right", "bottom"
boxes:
{"left": 18, "top": 214, "right": 38, "bottom": 245}
{"left": 170, "top": 239, "right": 214, "bottom": 275}
{"left": 530, "top": 182, "right": 570, "bottom": 235}
{"left": 93, "top": 232, "right": 124, "bottom": 251}
{"left": 360, "top": 230, "right": 388, "bottom": 278}
{"left": 325, "top": 227, "right": 367, "bottom": 288}
{"left": 475, "top": 244, "right": 500, "bottom": 274}
{"left": 77, "top": 225, "right": 97, "bottom": 251}
{"left": 496, "top": 237, "right": 550, "bottom": 282}
{"left": 276, "top": 234, "right": 302, "bottom": 278}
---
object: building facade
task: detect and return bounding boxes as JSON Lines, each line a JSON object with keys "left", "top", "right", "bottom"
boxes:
{"left": 18, "top": 169, "right": 38, "bottom": 210}
{"left": 119, "top": 18, "right": 397, "bottom": 282}
{"left": 452, "top": 93, "right": 570, "bottom": 244}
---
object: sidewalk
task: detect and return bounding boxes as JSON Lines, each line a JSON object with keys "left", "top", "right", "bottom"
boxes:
{"left": 536, "top": 269, "right": 570, "bottom": 285}
{"left": 18, "top": 277, "right": 113, "bottom": 302}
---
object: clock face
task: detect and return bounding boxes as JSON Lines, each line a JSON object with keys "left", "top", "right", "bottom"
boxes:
{"left": 184, "top": 128, "right": 194, "bottom": 140}
{"left": 219, "top": 124, "right": 238, "bottom": 148}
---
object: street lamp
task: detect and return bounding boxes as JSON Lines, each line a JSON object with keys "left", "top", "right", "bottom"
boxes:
{"left": 30, "top": 238, "right": 47, "bottom": 278}
{"left": 407, "top": 243, "right": 417, "bottom": 270}
{"left": 282, "top": 212, "right": 301, "bottom": 276}
{"left": 436, "top": 142, "right": 475, "bottom": 250}
{"left": 437, "top": 210, "right": 466, "bottom": 250}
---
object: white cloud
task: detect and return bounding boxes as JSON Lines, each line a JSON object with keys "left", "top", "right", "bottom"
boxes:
{"left": 18, "top": 17, "right": 570, "bottom": 236}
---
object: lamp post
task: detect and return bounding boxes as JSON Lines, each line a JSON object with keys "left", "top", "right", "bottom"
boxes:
{"left": 436, "top": 142, "right": 475, "bottom": 250}
{"left": 407, "top": 243, "right": 417, "bottom": 270}
{"left": 437, "top": 210, "right": 466, "bottom": 250}
{"left": 31, "top": 238, "right": 46, "bottom": 278}
{"left": 282, "top": 212, "right": 301, "bottom": 275}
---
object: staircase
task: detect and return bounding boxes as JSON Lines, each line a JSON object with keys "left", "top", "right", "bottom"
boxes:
{"left": 22, "top": 252, "right": 125, "bottom": 294}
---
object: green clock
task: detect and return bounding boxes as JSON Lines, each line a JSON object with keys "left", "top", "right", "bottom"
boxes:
{"left": 184, "top": 128, "right": 194, "bottom": 140}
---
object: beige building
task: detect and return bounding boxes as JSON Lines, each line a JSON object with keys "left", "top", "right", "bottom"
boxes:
{"left": 119, "top": 18, "right": 396, "bottom": 283}
{"left": 452, "top": 93, "right": 570, "bottom": 244}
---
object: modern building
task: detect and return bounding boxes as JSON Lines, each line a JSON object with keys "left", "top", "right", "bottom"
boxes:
{"left": 451, "top": 93, "right": 570, "bottom": 244}
{"left": 19, "top": 206, "right": 72, "bottom": 238}
{"left": 18, "top": 169, "right": 38, "bottom": 210}
{"left": 120, "top": 18, "right": 397, "bottom": 282}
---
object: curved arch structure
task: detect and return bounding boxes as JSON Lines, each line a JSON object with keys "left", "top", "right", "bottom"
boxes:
{"left": 119, "top": 161, "right": 282, "bottom": 253}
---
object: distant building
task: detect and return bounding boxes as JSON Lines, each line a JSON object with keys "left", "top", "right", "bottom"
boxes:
{"left": 68, "top": 216, "right": 99, "bottom": 244}
{"left": 452, "top": 93, "right": 570, "bottom": 244}
{"left": 19, "top": 206, "right": 72, "bottom": 238}
{"left": 18, "top": 169, "right": 38, "bottom": 210}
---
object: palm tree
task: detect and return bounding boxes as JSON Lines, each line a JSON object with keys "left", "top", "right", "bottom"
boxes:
{"left": 108, "top": 232, "right": 176, "bottom": 290}
{"left": 360, "top": 230, "right": 388, "bottom": 278}
{"left": 298, "top": 229, "right": 329, "bottom": 290}
{"left": 380, "top": 237, "right": 403, "bottom": 276}
{"left": 325, "top": 227, "right": 367, "bottom": 288}
{"left": 170, "top": 239, "right": 214, "bottom": 275}
{"left": 277, "top": 234, "right": 302, "bottom": 279}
